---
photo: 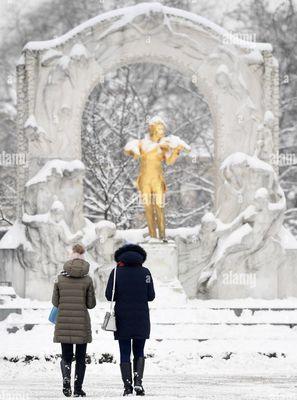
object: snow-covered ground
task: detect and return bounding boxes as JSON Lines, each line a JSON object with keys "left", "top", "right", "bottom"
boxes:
{"left": 1, "top": 364, "right": 296, "bottom": 400}
{"left": 1, "top": 280, "right": 297, "bottom": 398}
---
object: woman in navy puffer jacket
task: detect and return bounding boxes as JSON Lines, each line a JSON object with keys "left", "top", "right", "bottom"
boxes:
{"left": 105, "top": 244, "right": 155, "bottom": 396}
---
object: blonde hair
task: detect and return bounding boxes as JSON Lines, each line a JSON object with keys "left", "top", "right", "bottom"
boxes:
{"left": 72, "top": 243, "right": 85, "bottom": 255}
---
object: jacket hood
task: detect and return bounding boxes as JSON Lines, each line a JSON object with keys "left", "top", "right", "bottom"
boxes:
{"left": 117, "top": 250, "right": 144, "bottom": 267}
{"left": 63, "top": 258, "right": 90, "bottom": 278}
{"left": 114, "top": 244, "right": 147, "bottom": 264}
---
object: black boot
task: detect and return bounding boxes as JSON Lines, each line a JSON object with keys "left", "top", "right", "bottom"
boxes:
{"left": 120, "top": 363, "right": 133, "bottom": 396}
{"left": 133, "top": 357, "right": 145, "bottom": 396}
{"left": 74, "top": 362, "right": 86, "bottom": 397}
{"left": 60, "top": 359, "right": 72, "bottom": 397}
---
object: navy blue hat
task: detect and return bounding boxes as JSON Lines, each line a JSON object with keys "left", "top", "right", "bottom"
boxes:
{"left": 114, "top": 244, "right": 147, "bottom": 263}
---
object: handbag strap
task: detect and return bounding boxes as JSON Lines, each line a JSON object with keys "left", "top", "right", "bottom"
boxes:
{"left": 110, "top": 266, "right": 117, "bottom": 312}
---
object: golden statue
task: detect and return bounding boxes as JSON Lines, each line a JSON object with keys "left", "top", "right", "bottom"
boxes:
{"left": 124, "top": 117, "right": 190, "bottom": 241}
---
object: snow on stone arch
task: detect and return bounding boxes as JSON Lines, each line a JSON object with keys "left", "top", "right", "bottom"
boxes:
{"left": 16, "top": 1, "right": 278, "bottom": 237}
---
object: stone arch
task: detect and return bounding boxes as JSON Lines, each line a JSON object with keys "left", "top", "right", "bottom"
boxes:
{"left": 77, "top": 55, "right": 220, "bottom": 178}
{"left": 16, "top": 2, "right": 279, "bottom": 223}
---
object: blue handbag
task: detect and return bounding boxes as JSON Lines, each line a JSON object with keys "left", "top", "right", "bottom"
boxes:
{"left": 48, "top": 306, "right": 58, "bottom": 324}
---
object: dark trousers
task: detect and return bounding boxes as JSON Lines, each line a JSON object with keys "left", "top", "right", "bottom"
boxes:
{"left": 61, "top": 343, "right": 87, "bottom": 365}
{"left": 119, "top": 339, "right": 146, "bottom": 363}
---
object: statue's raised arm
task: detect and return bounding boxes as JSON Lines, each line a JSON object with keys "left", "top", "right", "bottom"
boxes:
{"left": 124, "top": 139, "right": 141, "bottom": 159}
{"left": 160, "top": 135, "right": 191, "bottom": 165}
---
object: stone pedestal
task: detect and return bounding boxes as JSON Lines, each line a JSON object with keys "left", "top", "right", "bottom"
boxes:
{"left": 140, "top": 240, "right": 178, "bottom": 281}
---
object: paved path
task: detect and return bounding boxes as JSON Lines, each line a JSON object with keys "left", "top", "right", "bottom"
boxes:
{"left": 0, "top": 372, "right": 296, "bottom": 399}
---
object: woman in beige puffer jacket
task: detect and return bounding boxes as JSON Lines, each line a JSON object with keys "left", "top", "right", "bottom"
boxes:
{"left": 52, "top": 244, "right": 96, "bottom": 397}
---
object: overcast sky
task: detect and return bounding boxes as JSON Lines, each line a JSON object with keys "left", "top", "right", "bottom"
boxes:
{"left": 0, "top": 0, "right": 295, "bottom": 46}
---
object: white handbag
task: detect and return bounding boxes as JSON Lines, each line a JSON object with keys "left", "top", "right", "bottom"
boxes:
{"left": 102, "top": 267, "right": 117, "bottom": 332}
